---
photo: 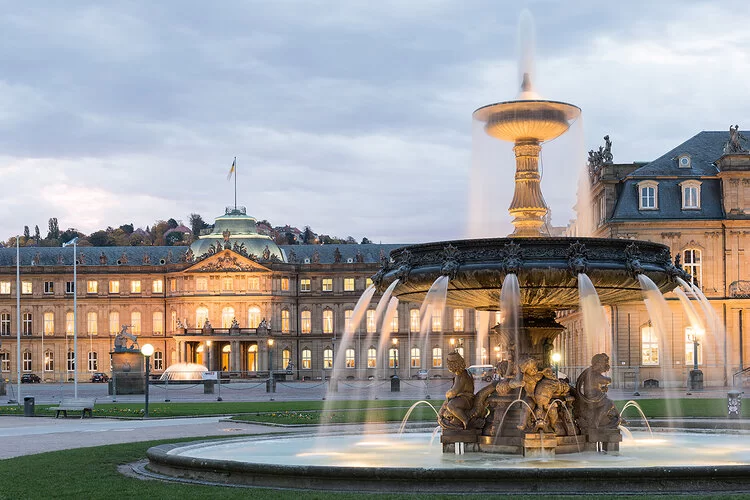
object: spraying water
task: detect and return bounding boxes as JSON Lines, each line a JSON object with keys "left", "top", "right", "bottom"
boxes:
{"left": 500, "top": 274, "right": 521, "bottom": 361}
{"left": 578, "top": 273, "right": 608, "bottom": 361}
{"left": 418, "top": 276, "right": 450, "bottom": 359}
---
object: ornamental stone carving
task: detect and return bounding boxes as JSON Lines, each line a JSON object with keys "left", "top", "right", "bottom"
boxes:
{"left": 500, "top": 242, "right": 523, "bottom": 275}
{"left": 394, "top": 249, "right": 414, "bottom": 283}
{"left": 624, "top": 242, "right": 643, "bottom": 276}
{"left": 567, "top": 241, "right": 588, "bottom": 276}
{"left": 440, "top": 244, "right": 461, "bottom": 280}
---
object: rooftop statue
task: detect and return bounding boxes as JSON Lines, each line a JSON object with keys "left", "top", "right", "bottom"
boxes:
{"left": 724, "top": 124, "right": 748, "bottom": 154}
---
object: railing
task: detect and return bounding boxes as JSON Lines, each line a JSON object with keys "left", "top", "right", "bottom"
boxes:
{"left": 733, "top": 366, "right": 750, "bottom": 387}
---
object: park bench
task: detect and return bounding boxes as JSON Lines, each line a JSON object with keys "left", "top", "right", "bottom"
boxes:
{"left": 50, "top": 398, "right": 96, "bottom": 419}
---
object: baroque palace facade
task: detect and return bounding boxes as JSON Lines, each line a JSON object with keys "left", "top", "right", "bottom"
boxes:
{"left": 559, "top": 129, "right": 750, "bottom": 388}
{"left": 0, "top": 207, "right": 487, "bottom": 382}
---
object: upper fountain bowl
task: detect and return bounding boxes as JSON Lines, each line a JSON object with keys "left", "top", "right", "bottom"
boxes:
{"left": 473, "top": 99, "right": 581, "bottom": 143}
{"left": 372, "top": 237, "right": 687, "bottom": 311}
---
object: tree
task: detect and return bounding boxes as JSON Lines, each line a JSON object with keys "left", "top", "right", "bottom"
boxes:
{"left": 23, "top": 226, "right": 30, "bottom": 240}
{"left": 47, "top": 218, "right": 60, "bottom": 240}
{"left": 88, "top": 230, "right": 109, "bottom": 247}
{"left": 302, "top": 226, "right": 316, "bottom": 244}
{"left": 345, "top": 236, "right": 356, "bottom": 244}
{"left": 59, "top": 228, "right": 80, "bottom": 244}
{"left": 189, "top": 213, "right": 209, "bottom": 236}
{"left": 167, "top": 218, "right": 179, "bottom": 229}
{"left": 166, "top": 231, "right": 184, "bottom": 246}
{"left": 119, "top": 223, "right": 134, "bottom": 235}
{"left": 34, "top": 225, "right": 41, "bottom": 243}
{"left": 361, "top": 237, "right": 372, "bottom": 244}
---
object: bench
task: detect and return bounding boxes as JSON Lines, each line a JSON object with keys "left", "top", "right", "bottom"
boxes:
{"left": 50, "top": 398, "right": 96, "bottom": 419}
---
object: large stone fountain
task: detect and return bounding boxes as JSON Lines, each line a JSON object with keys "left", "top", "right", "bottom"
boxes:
{"left": 372, "top": 74, "right": 688, "bottom": 456}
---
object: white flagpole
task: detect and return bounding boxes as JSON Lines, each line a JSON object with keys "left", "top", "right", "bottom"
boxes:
{"left": 63, "top": 237, "right": 79, "bottom": 398}
{"left": 234, "top": 156, "right": 237, "bottom": 210}
{"left": 16, "top": 236, "right": 21, "bottom": 403}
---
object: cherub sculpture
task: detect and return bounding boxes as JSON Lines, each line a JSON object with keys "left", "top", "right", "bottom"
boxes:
{"left": 574, "top": 353, "right": 621, "bottom": 431}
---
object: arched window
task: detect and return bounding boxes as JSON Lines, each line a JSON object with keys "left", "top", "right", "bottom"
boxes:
{"left": 410, "top": 347, "right": 420, "bottom": 368}
{"left": 248, "top": 306, "right": 261, "bottom": 328}
{"left": 221, "top": 307, "right": 235, "bottom": 328}
{"left": 638, "top": 180, "right": 659, "bottom": 210}
{"left": 323, "top": 309, "right": 334, "bottom": 334}
{"left": 410, "top": 309, "right": 420, "bottom": 333}
{"left": 281, "top": 309, "right": 290, "bottom": 333}
{"left": 367, "top": 347, "right": 377, "bottom": 368}
{"left": 196, "top": 307, "right": 209, "bottom": 329}
{"left": 683, "top": 248, "right": 702, "bottom": 288}
{"left": 432, "top": 346, "right": 443, "bottom": 368}
{"left": 44, "top": 350, "right": 54, "bottom": 372}
{"left": 680, "top": 180, "right": 702, "bottom": 209}
{"left": 66, "top": 349, "right": 75, "bottom": 372}
{"left": 44, "top": 312, "right": 55, "bottom": 336}
{"left": 301, "top": 348, "right": 312, "bottom": 369}
{"left": 1, "top": 351, "right": 10, "bottom": 372}
{"left": 301, "top": 310, "right": 311, "bottom": 334}
{"left": 282, "top": 348, "right": 291, "bottom": 370}
{"left": 247, "top": 344, "right": 258, "bottom": 372}
{"left": 323, "top": 348, "right": 333, "bottom": 369}
{"left": 389, "top": 347, "right": 399, "bottom": 368}
{"left": 345, "top": 348, "right": 355, "bottom": 368}
{"left": 22, "top": 312, "right": 32, "bottom": 336}
{"left": 66, "top": 311, "right": 74, "bottom": 336}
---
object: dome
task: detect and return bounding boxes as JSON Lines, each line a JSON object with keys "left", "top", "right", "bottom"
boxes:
{"left": 189, "top": 206, "right": 285, "bottom": 262}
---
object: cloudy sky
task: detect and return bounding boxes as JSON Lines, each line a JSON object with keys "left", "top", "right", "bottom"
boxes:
{"left": 1, "top": 1, "right": 748, "bottom": 244}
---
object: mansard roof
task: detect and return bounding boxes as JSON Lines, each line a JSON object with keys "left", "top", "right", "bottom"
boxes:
{"left": 279, "top": 243, "right": 403, "bottom": 264}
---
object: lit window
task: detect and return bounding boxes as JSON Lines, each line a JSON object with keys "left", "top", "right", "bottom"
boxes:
{"left": 87, "top": 312, "right": 97, "bottom": 335}
{"left": 410, "top": 309, "right": 420, "bottom": 333}
{"left": 301, "top": 310, "right": 311, "bottom": 334}
{"left": 66, "top": 311, "right": 74, "bottom": 336}
{"left": 109, "top": 280, "right": 120, "bottom": 294}
{"left": 322, "top": 278, "right": 333, "bottom": 292}
{"left": 153, "top": 311, "right": 163, "bottom": 335}
{"left": 0, "top": 282, "right": 10, "bottom": 294}
{"left": 367, "top": 347, "right": 377, "bottom": 368}
{"left": 391, "top": 310, "right": 399, "bottom": 333}
{"left": 431, "top": 309, "right": 442, "bottom": 332}
{"left": 683, "top": 248, "right": 702, "bottom": 288}
{"left": 281, "top": 278, "right": 289, "bottom": 291}
{"left": 248, "top": 306, "right": 261, "bottom": 328}
{"left": 641, "top": 323, "right": 659, "bottom": 365}
{"left": 453, "top": 309, "right": 464, "bottom": 332}
{"left": 638, "top": 181, "right": 658, "bottom": 210}
{"left": 109, "top": 312, "right": 120, "bottom": 335}
{"left": 87, "top": 280, "right": 98, "bottom": 294}
{"left": 389, "top": 347, "right": 399, "bottom": 368}
{"left": 44, "top": 350, "right": 54, "bottom": 372}
{"left": 685, "top": 327, "right": 703, "bottom": 366}
{"left": 323, "top": 347, "right": 333, "bottom": 369}
{"left": 301, "top": 348, "right": 312, "bottom": 369}
{"left": 281, "top": 310, "right": 290, "bottom": 333}
{"left": 282, "top": 348, "right": 291, "bottom": 370}
{"left": 345, "top": 348, "right": 355, "bottom": 368}
{"left": 22, "top": 313, "right": 32, "bottom": 335}
{"left": 366, "top": 278, "right": 373, "bottom": 288}
{"left": 222, "top": 277, "right": 233, "bottom": 291}
{"left": 88, "top": 352, "right": 98, "bottom": 372}
{"left": 22, "top": 281, "right": 32, "bottom": 294}
{"left": 196, "top": 278, "right": 208, "bottom": 292}
{"left": 323, "top": 309, "right": 333, "bottom": 334}
{"left": 0, "top": 351, "right": 9, "bottom": 371}
{"left": 44, "top": 312, "right": 55, "bottom": 336}
{"left": 0, "top": 313, "right": 10, "bottom": 335}
{"left": 344, "top": 309, "right": 353, "bottom": 333}
{"left": 248, "top": 277, "right": 260, "bottom": 291}
{"left": 300, "top": 278, "right": 311, "bottom": 292}
{"left": 680, "top": 180, "right": 701, "bottom": 210}
{"left": 44, "top": 281, "right": 54, "bottom": 294}
{"left": 152, "top": 279, "right": 163, "bottom": 293}
{"left": 411, "top": 347, "right": 421, "bottom": 368}
{"left": 432, "top": 346, "right": 443, "bottom": 368}
{"left": 344, "top": 278, "right": 355, "bottom": 291}
{"left": 221, "top": 307, "right": 235, "bottom": 328}
{"left": 196, "top": 307, "right": 209, "bottom": 329}
{"left": 130, "top": 280, "right": 141, "bottom": 293}
{"left": 170, "top": 279, "right": 177, "bottom": 292}
{"left": 366, "top": 309, "right": 376, "bottom": 333}
{"left": 131, "top": 312, "right": 141, "bottom": 334}
{"left": 171, "top": 311, "right": 177, "bottom": 332}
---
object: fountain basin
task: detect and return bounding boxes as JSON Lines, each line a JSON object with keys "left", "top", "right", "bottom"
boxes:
{"left": 473, "top": 99, "right": 581, "bottom": 142}
{"left": 374, "top": 237, "right": 685, "bottom": 311}
{"left": 145, "top": 430, "right": 750, "bottom": 493}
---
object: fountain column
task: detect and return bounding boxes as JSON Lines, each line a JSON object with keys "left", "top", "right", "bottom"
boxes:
{"left": 509, "top": 140, "right": 547, "bottom": 237}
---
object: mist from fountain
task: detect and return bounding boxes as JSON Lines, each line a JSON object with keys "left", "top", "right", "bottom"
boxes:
{"left": 500, "top": 274, "right": 521, "bottom": 361}
{"left": 159, "top": 362, "right": 208, "bottom": 381}
{"left": 476, "top": 310, "right": 491, "bottom": 367}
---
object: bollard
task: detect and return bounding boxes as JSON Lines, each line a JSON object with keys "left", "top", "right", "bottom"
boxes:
{"left": 728, "top": 390, "right": 742, "bottom": 418}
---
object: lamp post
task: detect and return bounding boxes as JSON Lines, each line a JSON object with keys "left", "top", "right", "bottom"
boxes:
{"left": 391, "top": 337, "right": 398, "bottom": 377}
{"left": 687, "top": 328, "right": 703, "bottom": 390}
{"left": 62, "top": 236, "right": 79, "bottom": 398}
{"left": 267, "top": 338, "right": 275, "bottom": 393}
{"left": 141, "top": 343, "right": 154, "bottom": 418}
{"left": 551, "top": 352, "right": 561, "bottom": 379}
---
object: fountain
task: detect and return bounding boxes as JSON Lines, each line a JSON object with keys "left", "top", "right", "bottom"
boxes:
{"left": 142, "top": 17, "right": 750, "bottom": 494}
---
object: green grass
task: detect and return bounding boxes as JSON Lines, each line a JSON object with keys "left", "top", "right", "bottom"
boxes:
{"left": 616, "top": 398, "right": 750, "bottom": 419}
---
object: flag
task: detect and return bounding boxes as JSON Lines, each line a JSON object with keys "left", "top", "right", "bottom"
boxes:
{"left": 227, "top": 158, "right": 236, "bottom": 181}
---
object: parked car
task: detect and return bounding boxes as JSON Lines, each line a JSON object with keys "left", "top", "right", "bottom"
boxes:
{"left": 416, "top": 369, "right": 429, "bottom": 380}
{"left": 467, "top": 365, "right": 496, "bottom": 382}
{"left": 21, "top": 373, "right": 41, "bottom": 383}
{"left": 90, "top": 372, "right": 109, "bottom": 383}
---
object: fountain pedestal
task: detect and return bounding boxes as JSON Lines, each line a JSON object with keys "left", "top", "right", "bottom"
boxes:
{"left": 441, "top": 429, "right": 480, "bottom": 453}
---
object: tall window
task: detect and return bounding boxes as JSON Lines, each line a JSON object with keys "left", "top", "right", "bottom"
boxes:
{"left": 87, "top": 280, "right": 98, "bottom": 294}
{"left": 0, "top": 313, "right": 10, "bottom": 335}
{"left": 345, "top": 348, "right": 355, "bottom": 368}
{"left": 410, "top": 309, "right": 420, "bottom": 333}
{"left": 44, "top": 312, "right": 55, "bottom": 336}
{"left": 680, "top": 180, "right": 701, "bottom": 209}
{"left": 152, "top": 279, "right": 163, "bottom": 293}
{"left": 196, "top": 306, "right": 209, "bottom": 329}
{"left": 453, "top": 309, "right": 464, "bottom": 332}
{"left": 22, "top": 312, "right": 32, "bottom": 336}
{"left": 685, "top": 327, "right": 703, "bottom": 365}
{"left": 322, "top": 278, "right": 333, "bottom": 292}
{"left": 22, "top": 281, "right": 32, "bottom": 294}
{"left": 66, "top": 312, "right": 74, "bottom": 336}
{"left": 281, "top": 310, "right": 290, "bottom": 333}
{"left": 431, "top": 309, "right": 442, "bottom": 332}
{"left": 411, "top": 347, "right": 421, "bottom": 368}
{"left": 301, "top": 310, "right": 311, "bottom": 334}
{"left": 67, "top": 350, "right": 75, "bottom": 372}
{"left": 323, "top": 348, "right": 333, "bottom": 369}
{"left": 248, "top": 277, "right": 260, "bottom": 291}
{"left": 45, "top": 350, "right": 54, "bottom": 371}
{"left": 638, "top": 181, "right": 658, "bottom": 210}
{"left": 322, "top": 309, "right": 333, "bottom": 334}
{"left": 171, "top": 311, "right": 177, "bottom": 332}
{"left": 301, "top": 348, "right": 312, "bottom": 369}
{"left": 66, "top": 281, "right": 74, "bottom": 294}
{"left": 366, "top": 309, "right": 376, "bottom": 333}
{"left": 389, "top": 347, "right": 399, "bottom": 368}
{"left": 300, "top": 279, "right": 311, "bottom": 292}
{"left": 221, "top": 307, "right": 235, "bottom": 328}
{"left": 44, "top": 281, "right": 54, "bottom": 294}
{"left": 344, "top": 309, "right": 353, "bottom": 333}
{"left": 344, "top": 278, "right": 355, "bottom": 291}
{"left": 222, "top": 277, "right": 233, "bottom": 291}
{"left": 88, "top": 351, "right": 98, "bottom": 371}
{"left": 683, "top": 248, "right": 702, "bottom": 288}
{"left": 109, "top": 311, "right": 120, "bottom": 335}
{"left": 432, "top": 346, "right": 443, "bottom": 368}
{"left": 153, "top": 311, "right": 164, "bottom": 335}
{"left": 87, "top": 312, "right": 97, "bottom": 335}
{"left": 23, "top": 351, "right": 32, "bottom": 371}
{"left": 0, "top": 351, "right": 9, "bottom": 371}
{"left": 131, "top": 312, "right": 141, "bottom": 334}
{"left": 641, "top": 323, "right": 659, "bottom": 365}
{"left": 391, "top": 310, "right": 399, "bottom": 333}
{"left": 196, "top": 278, "right": 208, "bottom": 292}
{"left": 130, "top": 280, "right": 141, "bottom": 293}
{"left": 109, "top": 280, "right": 120, "bottom": 294}
{"left": 282, "top": 348, "right": 291, "bottom": 370}
{"left": 367, "top": 347, "right": 377, "bottom": 368}
{"left": 248, "top": 306, "right": 262, "bottom": 328}
{"left": 153, "top": 351, "right": 163, "bottom": 370}
{"left": 280, "top": 278, "right": 289, "bottom": 291}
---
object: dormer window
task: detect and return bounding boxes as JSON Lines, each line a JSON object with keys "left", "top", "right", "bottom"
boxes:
{"left": 677, "top": 154, "right": 691, "bottom": 169}
{"left": 638, "top": 180, "right": 659, "bottom": 210}
{"left": 680, "top": 180, "right": 702, "bottom": 209}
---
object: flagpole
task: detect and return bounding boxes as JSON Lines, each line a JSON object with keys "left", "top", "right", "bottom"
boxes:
{"left": 16, "top": 235, "right": 21, "bottom": 404}
{"left": 234, "top": 156, "right": 237, "bottom": 210}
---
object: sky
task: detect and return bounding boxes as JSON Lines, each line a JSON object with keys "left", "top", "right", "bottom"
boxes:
{"left": 1, "top": 1, "right": 749, "bottom": 244}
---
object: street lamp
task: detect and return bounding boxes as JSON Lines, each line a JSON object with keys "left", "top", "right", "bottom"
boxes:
{"left": 391, "top": 337, "right": 399, "bottom": 377}
{"left": 62, "top": 236, "right": 79, "bottom": 398}
{"left": 687, "top": 327, "right": 703, "bottom": 390}
{"left": 688, "top": 329, "right": 701, "bottom": 371}
{"left": 267, "top": 338, "right": 275, "bottom": 394}
{"left": 551, "top": 352, "right": 561, "bottom": 379}
{"left": 141, "top": 343, "right": 154, "bottom": 418}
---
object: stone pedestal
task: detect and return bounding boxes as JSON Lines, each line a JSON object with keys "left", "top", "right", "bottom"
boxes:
{"left": 441, "top": 429, "right": 480, "bottom": 453}
{"left": 110, "top": 351, "right": 145, "bottom": 395}
{"left": 583, "top": 429, "right": 622, "bottom": 453}
{"left": 689, "top": 369, "right": 704, "bottom": 390}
